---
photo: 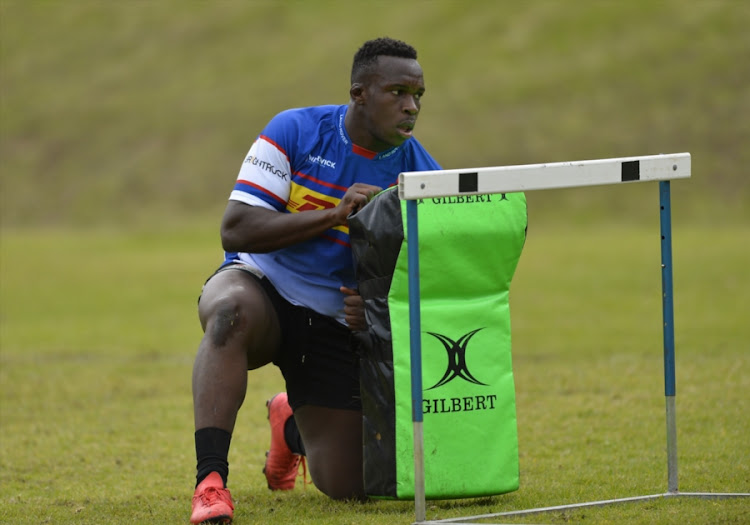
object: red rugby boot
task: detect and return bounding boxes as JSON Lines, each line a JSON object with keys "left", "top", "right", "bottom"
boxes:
{"left": 263, "top": 392, "right": 304, "bottom": 490}
{"left": 190, "top": 471, "right": 234, "bottom": 524}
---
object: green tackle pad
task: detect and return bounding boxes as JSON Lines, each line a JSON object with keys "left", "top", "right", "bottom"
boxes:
{"left": 349, "top": 187, "right": 527, "bottom": 500}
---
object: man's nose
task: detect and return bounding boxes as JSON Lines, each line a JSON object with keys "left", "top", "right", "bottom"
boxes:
{"left": 403, "top": 95, "right": 419, "bottom": 114}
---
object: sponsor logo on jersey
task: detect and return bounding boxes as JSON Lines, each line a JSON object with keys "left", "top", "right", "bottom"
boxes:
{"left": 379, "top": 148, "right": 399, "bottom": 160}
{"left": 286, "top": 182, "right": 348, "bottom": 234}
{"left": 308, "top": 154, "right": 336, "bottom": 169}
{"left": 338, "top": 114, "right": 349, "bottom": 145}
{"left": 244, "top": 155, "right": 288, "bottom": 180}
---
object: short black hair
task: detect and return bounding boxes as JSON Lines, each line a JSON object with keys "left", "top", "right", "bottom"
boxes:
{"left": 351, "top": 37, "right": 418, "bottom": 83}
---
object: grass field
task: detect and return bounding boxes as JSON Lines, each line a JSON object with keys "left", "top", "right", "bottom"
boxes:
{"left": 1, "top": 1, "right": 749, "bottom": 523}
{"left": 1, "top": 219, "right": 747, "bottom": 524}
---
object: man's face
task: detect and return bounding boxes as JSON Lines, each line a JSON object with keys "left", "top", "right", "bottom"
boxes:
{"left": 357, "top": 56, "right": 425, "bottom": 152}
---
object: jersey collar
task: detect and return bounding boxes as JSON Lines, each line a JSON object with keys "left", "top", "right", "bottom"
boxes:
{"left": 337, "top": 105, "right": 401, "bottom": 161}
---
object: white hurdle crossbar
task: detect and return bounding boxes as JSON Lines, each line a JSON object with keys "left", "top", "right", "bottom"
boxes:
{"left": 398, "top": 153, "right": 749, "bottom": 525}
{"left": 398, "top": 153, "right": 690, "bottom": 200}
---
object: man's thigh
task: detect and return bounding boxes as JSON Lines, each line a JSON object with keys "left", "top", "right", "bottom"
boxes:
{"left": 276, "top": 308, "right": 361, "bottom": 411}
{"left": 278, "top": 311, "right": 364, "bottom": 498}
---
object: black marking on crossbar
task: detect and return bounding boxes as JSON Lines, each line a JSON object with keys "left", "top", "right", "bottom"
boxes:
{"left": 458, "top": 172, "right": 478, "bottom": 193}
{"left": 621, "top": 160, "right": 640, "bottom": 181}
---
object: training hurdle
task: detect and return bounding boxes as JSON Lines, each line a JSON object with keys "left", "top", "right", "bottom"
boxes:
{"left": 397, "top": 153, "right": 749, "bottom": 524}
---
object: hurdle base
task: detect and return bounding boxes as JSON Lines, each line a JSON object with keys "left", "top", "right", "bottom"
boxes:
{"left": 417, "top": 491, "right": 750, "bottom": 524}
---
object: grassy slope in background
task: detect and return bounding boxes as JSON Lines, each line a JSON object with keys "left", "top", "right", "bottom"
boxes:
{"left": 1, "top": 1, "right": 748, "bottom": 228}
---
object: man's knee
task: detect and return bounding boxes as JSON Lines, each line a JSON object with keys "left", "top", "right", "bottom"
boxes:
{"left": 294, "top": 406, "right": 364, "bottom": 499}
{"left": 199, "top": 278, "right": 280, "bottom": 368}
{"left": 206, "top": 299, "right": 246, "bottom": 347}
{"left": 307, "top": 462, "right": 365, "bottom": 501}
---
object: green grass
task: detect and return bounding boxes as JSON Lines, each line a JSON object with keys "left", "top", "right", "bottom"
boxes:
{"left": 1, "top": 222, "right": 747, "bottom": 524}
{"left": 1, "top": 1, "right": 749, "bottom": 523}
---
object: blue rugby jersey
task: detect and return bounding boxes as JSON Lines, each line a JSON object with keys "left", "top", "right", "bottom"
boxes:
{"left": 223, "top": 104, "right": 441, "bottom": 323}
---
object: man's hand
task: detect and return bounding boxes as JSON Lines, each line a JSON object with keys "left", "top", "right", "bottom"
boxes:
{"left": 341, "top": 286, "right": 367, "bottom": 332}
{"left": 335, "top": 183, "right": 382, "bottom": 225}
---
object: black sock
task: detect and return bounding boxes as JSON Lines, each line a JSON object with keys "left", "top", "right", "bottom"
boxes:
{"left": 284, "top": 416, "right": 306, "bottom": 456}
{"left": 195, "top": 427, "right": 232, "bottom": 487}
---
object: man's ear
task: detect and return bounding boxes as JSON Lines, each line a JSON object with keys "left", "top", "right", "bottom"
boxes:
{"left": 350, "top": 83, "right": 366, "bottom": 105}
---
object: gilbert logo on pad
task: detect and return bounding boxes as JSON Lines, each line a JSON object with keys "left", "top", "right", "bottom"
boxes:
{"left": 425, "top": 328, "right": 488, "bottom": 390}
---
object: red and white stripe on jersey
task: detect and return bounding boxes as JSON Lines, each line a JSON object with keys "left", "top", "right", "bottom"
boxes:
{"left": 230, "top": 135, "right": 292, "bottom": 211}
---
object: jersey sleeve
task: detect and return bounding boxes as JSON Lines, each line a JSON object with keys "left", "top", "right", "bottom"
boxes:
{"left": 229, "top": 111, "right": 300, "bottom": 211}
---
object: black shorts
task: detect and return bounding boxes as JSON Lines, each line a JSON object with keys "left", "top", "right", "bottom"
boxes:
{"left": 204, "top": 264, "right": 361, "bottom": 412}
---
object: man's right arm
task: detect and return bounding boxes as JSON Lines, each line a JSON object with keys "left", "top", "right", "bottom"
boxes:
{"left": 221, "top": 182, "right": 381, "bottom": 254}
